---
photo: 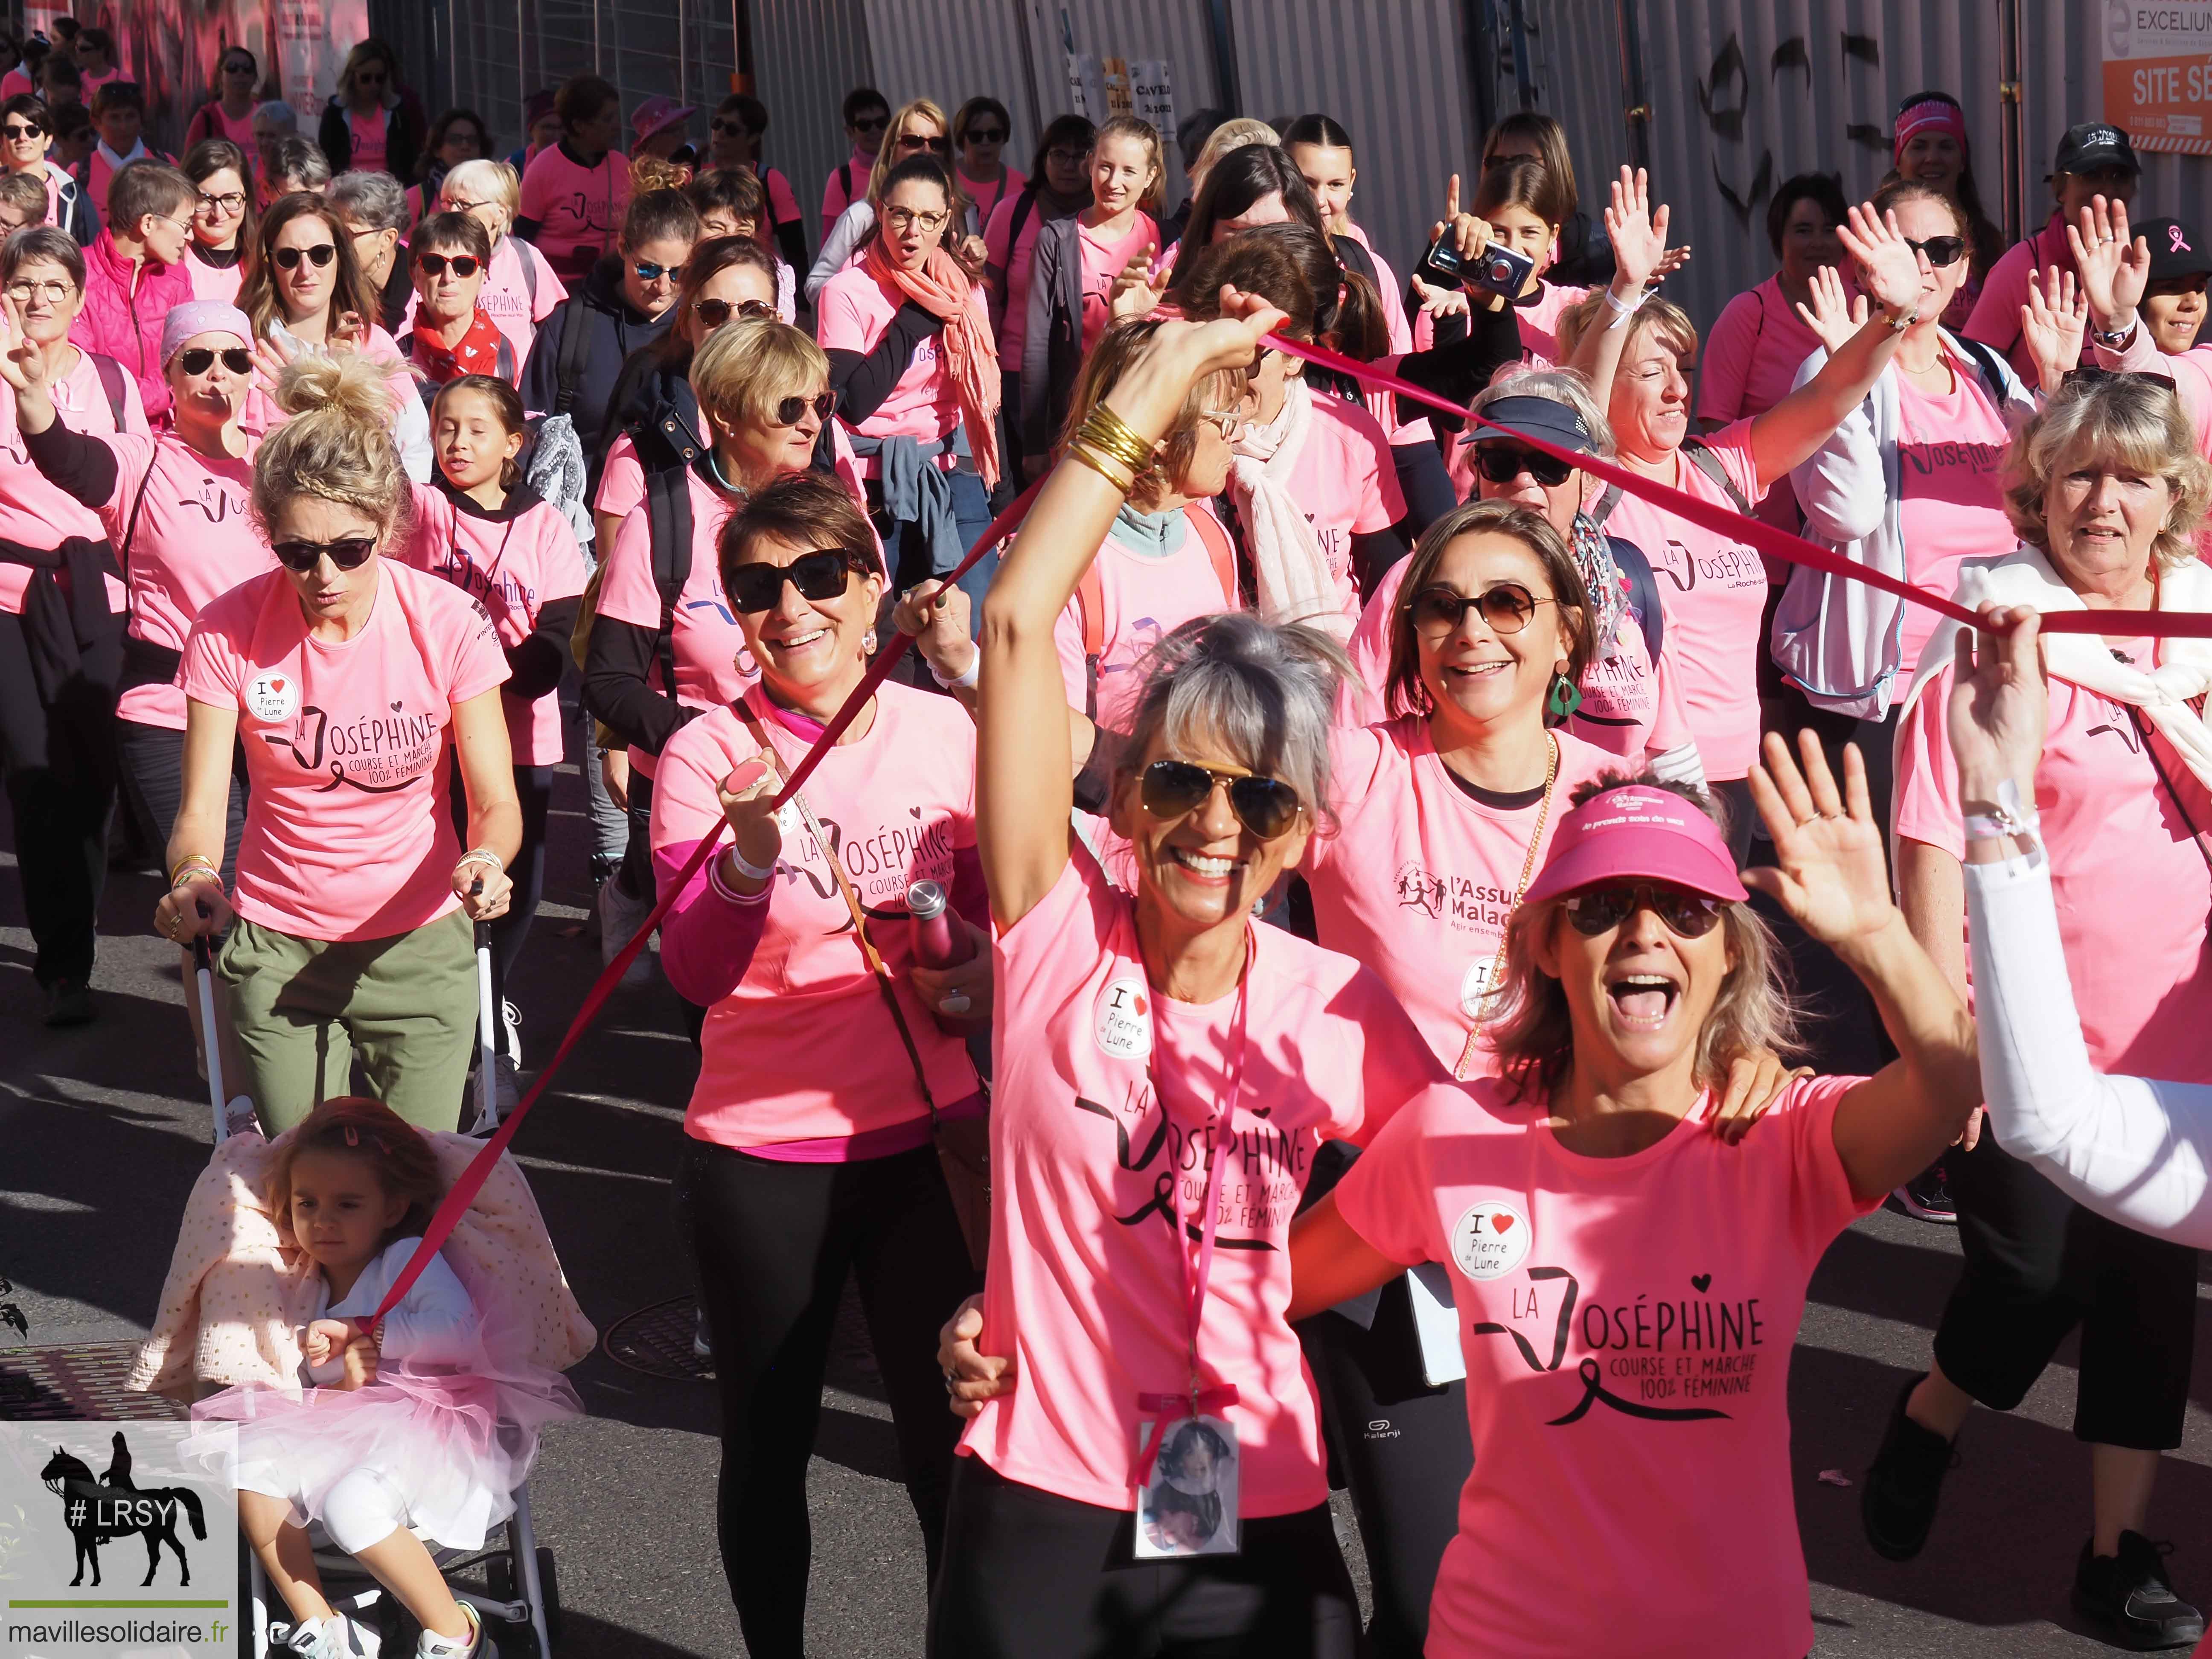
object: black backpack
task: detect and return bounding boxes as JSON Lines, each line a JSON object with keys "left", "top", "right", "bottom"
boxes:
{"left": 643, "top": 461, "right": 694, "bottom": 715}
{"left": 1584, "top": 438, "right": 1755, "bottom": 527}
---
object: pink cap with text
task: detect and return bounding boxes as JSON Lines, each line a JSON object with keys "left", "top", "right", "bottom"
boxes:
{"left": 1522, "top": 784, "right": 1749, "bottom": 907}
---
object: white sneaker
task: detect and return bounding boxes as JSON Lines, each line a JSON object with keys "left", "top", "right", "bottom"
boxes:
{"left": 277, "top": 1616, "right": 349, "bottom": 1658}
{"left": 596, "top": 877, "right": 656, "bottom": 987}
{"left": 416, "top": 1602, "right": 481, "bottom": 1658}
{"left": 492, "top": 1052, "right": 521, "bottom": 1115}
{"left": 499, "top": 998, "right": 524, "bottom": 1066}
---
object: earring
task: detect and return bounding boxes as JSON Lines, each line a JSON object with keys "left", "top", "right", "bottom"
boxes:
{"left": 863, "top": 629, "right": 879, "bottom": 654}
{"left": 1545, "top": 671, "right": 1582, "bottom": 721}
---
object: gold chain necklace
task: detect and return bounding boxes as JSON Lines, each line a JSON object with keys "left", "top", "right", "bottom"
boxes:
{"left": 1452, "top": 732, "right": 1560, "bottom": 1081}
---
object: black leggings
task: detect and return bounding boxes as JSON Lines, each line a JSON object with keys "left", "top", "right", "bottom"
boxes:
{"left": 675, "top": 1136, "right": 978, "bottom": 1658}
{"left": 0, "top": 607, "right": 116, "bottom": 988}
{"left": 1933, "top": 1129, "right": 2197, "bottom": 1449}
{"left": 928, "top": 1456, "right": 1360, "bottom": 1659}
{"left": 1300, "top": 1284, "right": 1470, "bottom": 1658}
{"left": 446, "top": 760, "right": 552, "bottom": 990}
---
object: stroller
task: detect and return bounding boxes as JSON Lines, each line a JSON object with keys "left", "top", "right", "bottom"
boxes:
{"left": 127, "top": 1115, "right": 596, "bottom": 1656}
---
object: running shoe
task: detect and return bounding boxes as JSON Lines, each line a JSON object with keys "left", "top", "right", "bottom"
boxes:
{"left": 1860, "top": 1373, "right": 1959, "bottom": 1561}
{"left": 276, "top": 1618, "right": 349, "bottom": 1659}
{"left": 414, "top": 1602, "right": 482, "bottom": 1658}
{"left": 597, "top": 876, "right": 656, "bottom": 987}
{"left": 2075, "top": 1533, "right": 2206, "bottom": 1650}
{"left": 1891, "top": 1161, "right": 1956, "bottom": 1223}
{"left": 42, "top": 979, "right": 94, "bottom": 1027}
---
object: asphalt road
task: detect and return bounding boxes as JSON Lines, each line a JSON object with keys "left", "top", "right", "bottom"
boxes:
{"left": 6, "top": 758, "right": 2212, "bottom": 1657}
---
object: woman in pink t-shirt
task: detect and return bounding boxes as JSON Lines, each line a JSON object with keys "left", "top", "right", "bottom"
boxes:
{"left": 435, "top": 158, "right": 567, "bottom": 370}
{"left": 651, "top": 472, "right": 984, "bottom": 1649}
{"left": 983, "top": 114, "right": 1092, "bottom": 474}
{"left": 406, "top": 375, "right": 585, "bottom": 1101}
{"left": 1697, "top": 172, "right": 1847, "bottom": 532}
{"left": 928, "top": 301, "right": 1444, "bottom": 1655}
{"left": 953, "top": 96, "right": 1025, "bottom": 233}
{"left": 182, "top": 140, "right": 253, "bottom": 306}
{"left": 315, "top": 41, "right": 419, "bottom": 183}
{"left": 1874, "top": 377, "right": 2212, "bottom": 1643}
{"left": 514, "top": 74, "right": 629, "bottom": 286}
{"left": 3, "top": 299, "right": 271, "bottom": 921}
{"left": 583, "top": 317, "right": 849, "bottom": 948}
{"left": 1020, "top": 115, "right": 1161, "bottom": 470}
{"left": 157, "top": 354, "right": 520, "bottom": 1134}
{"left": 183, "top": 47, "right": 259, "bottom": 154}
{"left": 1572, "top": 174, "right": 1933, "bottom": 847}
{"left": 1286, "top": 747, "right": 1977, "bottom": 1659}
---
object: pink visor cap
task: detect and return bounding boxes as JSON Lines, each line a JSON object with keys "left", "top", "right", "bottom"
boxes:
{"left": 1521, "top": 784, "right": 1749, "bottom": 908}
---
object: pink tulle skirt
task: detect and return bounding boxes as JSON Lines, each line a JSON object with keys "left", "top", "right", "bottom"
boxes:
{"left": 188, "top": 1355, "right": 579, "bottom": 1552}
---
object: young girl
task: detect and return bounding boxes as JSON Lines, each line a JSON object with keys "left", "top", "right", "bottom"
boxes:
{"left": 1021, "top": 115, "right": 1163, "bottom": 472}
{"left": 406, "top": 376, "right": 587, "bottom": 1104}
{"left": 189, "top": 1097, "right": 579, "bottom": 1659}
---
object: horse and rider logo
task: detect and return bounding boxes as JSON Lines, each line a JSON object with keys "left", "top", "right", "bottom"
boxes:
{"left": 37, "top": 1429, "right": 207, "bottom": 1586}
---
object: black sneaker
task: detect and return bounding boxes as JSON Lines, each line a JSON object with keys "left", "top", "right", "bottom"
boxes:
{"left": 1861, "top": 1373, "right": 1958, "bottom": 1561}
{"left": 1892, "top": 1161, "right": 1957, "bottom": 1223}
{"left": 41, "top": 979, "right": 94, "bottom": 1028}
{"left": 2075, "top": 1532, "right": 2206, "bottom": 1650}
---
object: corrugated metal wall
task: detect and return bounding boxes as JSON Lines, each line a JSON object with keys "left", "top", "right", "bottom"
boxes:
{"left": 1529, "top": 0, "right": 2209, "bottom": 335}
{"left": 1229, "top": 0, "right": 1476, "bottom": 291}
{"left": 861, "top": 0, "right": 1039, "bottom": 164}
{"left": 750, "top": 0, "right": 873, "bottom": 247}
{"left": 1019, "top": 0, "right": 1226, "bottom": 215}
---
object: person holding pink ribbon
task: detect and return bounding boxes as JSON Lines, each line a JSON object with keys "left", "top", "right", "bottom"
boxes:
{"left": 925, "top": 296, "right": 1442, "bottom": 1656}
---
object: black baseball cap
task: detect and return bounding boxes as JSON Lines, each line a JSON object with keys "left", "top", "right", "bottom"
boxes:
{"left": 2052, "top": 121, "right": 2139, "bottom": 178}
{"left": 2139, "top": 218, "right": 2212, "bottom": 283}
{"left": 1463, "top": 394, "right": 1599, "bottom": 454}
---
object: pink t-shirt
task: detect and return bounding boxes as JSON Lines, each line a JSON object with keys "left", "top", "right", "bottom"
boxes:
{"left": 593, "top": 433, "right": 645, "bottom": 522}
{"left": 1697, "top": 276, "right": 1824, "bottom": 532}
{"left": 1339, "top": 222, "right": 1432, "bottom": 448}
{"left": 651, "top": 685, "right": 981, "bottom": 1146}
{"left": 962, "top": 841, "right": 1446, "bottom": 1512}
{"left": 1280, "top": 389, "right": 1403, "bottom": 618}
{"left": 961, "top": 164, "right": 1026, "bottom": 231}
{"left": 1306, "top": 721, "right": 1620, "bottom": 1068}
{"left": 1334, "top": 1073, "right": 1874, "bottom": 1658}
{"left": 186, "top": 100, "right": 257, "bottom": 150}
{"left": 1346, "top": 557, "right": 1691, "bottom": 764}
{"left": 178, "top": 559, "right": 509, "bottom": 942}
{"left": 1053, "top": 504, "right": 1239, "bottom": 729}
{"left": 819, "top": 145, "right": 874, "bottom": 239}
{"left": 518, "top": 144, "right": 630, "bottom": 281}
{"left": 985, "top": 188, "right": 1050, "bottom": 359}
{"left": 0, "top": 69, "right": 32, "bottom": 102}
{"left": 0, "top": 349, "right": 145, "bottom": 614}
{"left": 1963, "top": 218, "right": 2072, "bottom": 379}
{"left": 1896, "top": 651, "right": 2212, "bottom": 1083}
{"left": 1598, "top": 422, "right": 1768, "bottom": 780}
{"left": 1509, "top": 280, "right": 1591, "bottom": 367}
{"left": 347, "top": 105, "right": 388, "bottom": 175}
{"left": 593, "top": 467, "right": 755, "bottom": 779}
{"left": 1892, "top": 359, "right": 2012, "bottom": 676}
{"left": 817, "top": 262, "right": 971, "bottom": 454}
{"left": 187, "top": 249, "right": 245, "bottom": 305}
{"left": 401, "top": 481, "right": 587, "bottom": 765}
{"left": 1076, "top": 211, "right": 1158, "bottom": 351}
{"left": 408, "top": 236, "right": 565, "bottom": 373}
{"left": 92, "top": 431, "right": 269, "bottom": 729}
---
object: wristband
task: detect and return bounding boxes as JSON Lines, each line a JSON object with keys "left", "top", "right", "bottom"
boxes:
{"left": 1886, "top": 302, "right": 1921, "bottom": 333}
{"left": 725, "top": 843, "right": 777, "bottom": 883}
{"left": 1065, "top": 441, "right": 1136, "bottom": 494}
{"left": 1963, "top": 779, "right": 2043, "bottom": 862}
{"left": 929, "top": 647, "right": 981, "bottom": 690}
{"left": 169, "top": 856, "right": 221, "bottom": 891}
{"left": 1076, "top": 406, "right": 1158, "bottom": 476}
{"left": 1601, "top": 286, "right": 1643, "bottom": 329}
{"left": 454, "top": 848, "right": 504, "bottom": 878}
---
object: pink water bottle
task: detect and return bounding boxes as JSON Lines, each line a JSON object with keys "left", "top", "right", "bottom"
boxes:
{"left": 908, "top": 880, "right": 973, "bottom": 969}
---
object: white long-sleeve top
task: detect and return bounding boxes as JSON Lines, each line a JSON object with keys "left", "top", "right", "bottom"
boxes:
{"left": 302, "top": 1236, "right": 477, "bottom": 1385}
{"left": 1965, "top": 855, "right": 2212, "bottom": 1245}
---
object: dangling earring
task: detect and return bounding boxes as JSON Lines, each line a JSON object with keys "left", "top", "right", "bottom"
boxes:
{"left": 1545, "top": 670, "right": 1582, "bottom": 721}
{"left": 863, "top": 628, "right": 879, "bottom": 654}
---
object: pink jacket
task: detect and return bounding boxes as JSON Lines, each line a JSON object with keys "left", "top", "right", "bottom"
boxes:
{"left": 74, "top": 230, "right": 197, "bottom": 422}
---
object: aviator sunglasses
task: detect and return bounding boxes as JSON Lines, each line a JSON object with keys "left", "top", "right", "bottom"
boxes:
{"left": 1407, "top": 581, "right": 1557, "bottom": 636}
{"left": 1563, "top": 881, "right": 1727, "bottom": 939}
{"left": 1140, "top": 760, "right": 1303, "bottom": 841}
{"left": 727, "top": 547, "right": 867, "bottom": 611}
{"left": 272, "top": 536, "right": 375, "bottom": 573}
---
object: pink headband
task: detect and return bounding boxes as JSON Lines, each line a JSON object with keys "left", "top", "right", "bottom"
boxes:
{"left": 1895, "top": 100, "right": 1969, "bottom": 161}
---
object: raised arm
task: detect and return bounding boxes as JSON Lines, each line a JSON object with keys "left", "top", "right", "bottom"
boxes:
{"left": 1566, "top": 167, "right": 1676, "bottom": 407}
{"left": 978, "top": 299, "right": 1286, "bottom": 928}
{"left": 1740, "top": 731, "right": 1979, "bottom": 1199}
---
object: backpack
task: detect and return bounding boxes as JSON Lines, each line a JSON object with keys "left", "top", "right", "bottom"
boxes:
{"left": 643, "top": 461, "right": 694, "bottom": 714}
{"left": 91, "top": 353, "right": 126, "bottom": 428}
{"left": 1584, "top": 438, "right": 1754, "bottom": 528}
{"left": 517, "top": 239, "right": 538, "bottom": 305}
{"left": 1606, "top": 534, "right": 1665, "bottom": 665}
{"left": 549, "top": 295, "right": 598, "bottom": 416}
{"left": 1004, "top": 185, "right": 1040, "bottom": 258}
{"left": 1071, "top": 504, "right": 1237, "bottom": 721}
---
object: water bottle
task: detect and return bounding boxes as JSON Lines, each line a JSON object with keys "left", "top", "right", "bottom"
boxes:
{"left": 908, "top": 880, "right": 973, "bottom": 969}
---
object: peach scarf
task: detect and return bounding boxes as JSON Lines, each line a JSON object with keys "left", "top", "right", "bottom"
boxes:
{"left": 862, "top": 238, "right": 1002, "bottom": 490}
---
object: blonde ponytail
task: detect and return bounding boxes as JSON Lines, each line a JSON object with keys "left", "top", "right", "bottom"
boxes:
{"left": 251, "top": 352, "right": 412, "bottom": 547}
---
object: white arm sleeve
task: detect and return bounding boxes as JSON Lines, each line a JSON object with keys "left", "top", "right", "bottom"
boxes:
{"left": 370, "top": 1240, "right": 479, "bottom": 1366}
{"left": 1965, "top": 855, "right": 2212, "bottom": 1245}
{"left": 806, "top": 203, "right": 873, "bottom": 302}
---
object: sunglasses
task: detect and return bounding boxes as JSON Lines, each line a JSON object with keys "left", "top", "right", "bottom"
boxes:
{"left": 272, "top": 536, "right": 375, "bottom": 573}
{"left": 1, "top": 121, "right": 43, "bottom": 140}
{"left": 965, "top": 127, "right": 1007, "bottom": 143}
{"left": 694, "top": 296, "right": 777, "bottom": 327}
{"left": 1140, "top": 759, "right": 1303, "bottom": 841}
{"left": 176, "top": 346, "right": 252, "bottom": 375}
{"left": 1562, "top": 881, "right": 1727, "bottom": 939}
{"left": 1408, "top": 582, "right": 1557, "bottom": 636}
{"left": 853, "top": 114, "right": 889, "bottom": 134}
{"left": 416, "top": 252, "right": 482, "bottom": 278}
{"left": 273, "top": 242, "right": 337, "bottom": 271}
{"left": 1475, "top": 443, "right": 1576, "bottom": 487}
{"left": 727, "top": 547, "right": 863, "bottom": 611}
{"left": 897, "top": 134, "right": 951, "bottom": 154}
{"left": 771, "top": 390, "right": 836, "bottom": 426}
{"left": 2063, "top": 365, "right": 2180, "bottom": 392}
{"left": 1903, "top": 234, "right": 1968, "bottom": 267}
{"left": 633, "top": 259, "right": 684, "bottom": 282}
{"left": 710, "top": 118, "right": 757, "bottom": 137}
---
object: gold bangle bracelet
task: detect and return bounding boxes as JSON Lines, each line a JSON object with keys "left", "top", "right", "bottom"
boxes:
{"left": 169, "top": 857, "right": 220, "bottom": 890}
{"left": 1065, "top": 442, "right": 1135, "bottom": 494}
{"left": 1074, "top": 406, "right": 1158, "bottom": 474}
